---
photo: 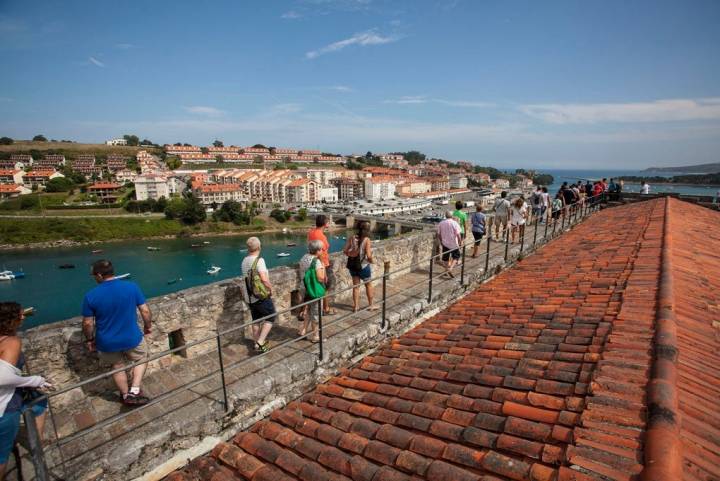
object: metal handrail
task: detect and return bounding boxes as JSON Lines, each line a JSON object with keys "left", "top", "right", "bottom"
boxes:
{"left": 20, "top": 191, "right": 604, "bottom": 480}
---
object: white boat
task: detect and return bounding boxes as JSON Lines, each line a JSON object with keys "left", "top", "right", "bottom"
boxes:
{"left": 147, "top": 246, "right": 160, "bottom": 251}
{"left": 0, "top": 274, "right": 13, "bottom": 281}
{"left": 277, "top": 252, "right": 291, "bottom": 258}
{"left": 0, "top": 270, "right": 23, "bottom": 280}
{"left": 203, "top": 241, "right": 211, "bottom": 245}
{"left": 207, "top": 265, "right": 221, "bottom": 275}
{"left": 115, "top": 273, "right": 131, "bottom": 280}
{"left": 282, "top": 228, "right": 288, "bottom": 233}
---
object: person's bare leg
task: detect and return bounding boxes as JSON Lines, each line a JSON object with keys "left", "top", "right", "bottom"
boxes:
{"left": 0, "top": 462, "right": 7, "bottom": 480}
{"left": 110, "top": 361, "right": 130, "bottom": 396}
{"left": 352, "top": 277, "right": 360, "bottom": 311}
{"left": 130, "top": 361, "right": 147, "bottom": 392}
{"left": 36, "top": 411, "right": 47, "bottom": 442}
{"left": 251, "top": 323, "right": 260, "bottom": 342}
{"left": 365, "top": 281, "right": 375, "bottom": 309}
{"left": 256, "top": 322, "right": 272, "bottom": 345}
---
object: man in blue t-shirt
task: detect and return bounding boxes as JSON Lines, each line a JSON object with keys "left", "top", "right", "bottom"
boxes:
{"left": 82, "top": 260, "right": 152, "bottom": 406}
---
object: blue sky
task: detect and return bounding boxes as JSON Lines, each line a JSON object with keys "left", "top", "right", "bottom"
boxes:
{"left": 1, "top": 0, "right": 719, "bottom": 169}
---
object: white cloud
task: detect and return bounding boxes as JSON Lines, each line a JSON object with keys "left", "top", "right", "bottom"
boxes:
{"left": 384, "top": 95, "right": 428, "bottom": 104}
{"left": 306, "top": 30, "right": 400, "bottom": 59}
{"left": 88, "top": 56, "right": 105, "bottom": 68}
{"left": 384, "top": 96, "right": 492, "bottom": 107}
{"left": 521, "top": 98, "right": 720, "bottom": 124}
{"left": 328, "top": 85, "right": 354, "bottom": 92}
{"left": 183, "top": 106, "right": 225, "bottom": 116}
{"left": 281, "top": 10, "right": 302, "bottom": 19}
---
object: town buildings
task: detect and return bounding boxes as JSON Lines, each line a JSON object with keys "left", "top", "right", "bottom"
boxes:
{"left": 134, "top": 175, "right": 171, "bottom": 201}
{"left": 0, "top": 184, "right": 32, "bottom": 199}
{"left": 364, "top": 175, "right": 397, "bottom": 201}
{"left": 23, "top": 170, "right": 65, "bottom": 189}
{"left": 0, "top": 169, "right": 25, "bottom": 185}
{"left": 105, "top": 138, "right": 128, "bottom": 146}
{"left": 332, "top": 178, "right": 364, "bottom": 200}
{"left": 87, "top": 182, "right": 122, "bottom": 203}
{"left": 68, "top": 155, "right": 103, "bottom": 178}
{"left": 106, "top": 154, "right": 129, "bottom": 172}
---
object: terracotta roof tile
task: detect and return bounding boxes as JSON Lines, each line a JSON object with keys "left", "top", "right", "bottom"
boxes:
{"left": 166, "top": 198, "right": 720, "bottom": 481}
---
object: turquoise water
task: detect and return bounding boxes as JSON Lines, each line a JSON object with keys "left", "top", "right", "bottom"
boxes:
{"left": 541, "top": 169, "right": 719, "bottom": 196}
{"left": 0, "top": 232, "right": 355, "bottom": 329}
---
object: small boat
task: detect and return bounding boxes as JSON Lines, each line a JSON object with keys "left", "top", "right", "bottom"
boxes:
{"left": 91, "top": 250, "right": 103, "bottom": 254}
{"left": 115, "top": 273, "right": 131, "bottom": 280}
{"left": 147, "top": 247, "right": 160, "bottom": 251}
{"left": 0, "top": 273, "right": 13, "bottom": 281}
{"left": 207, "top": 266, "right": 221, "bottom": 275}
{"left": 277, "top": 252, "right": 291, "bottom": 258}
{"left": 59, "top": 264, "right": 75, "bottom": 269}
{"left": 167, "top": 278, "right": 182, "bottom": 285}
{"left": 0, "top": 270, "right": 22, "bottom": 280}
{"left": 23, "top": 307, "right": 35, "bottom": 316}
{"left": 202, "top": 241, "right": 211, "bottom": 245}
{"left": 282, "top": 228, "right": 288, "bottom": 233}
{"left": 190, "top": 244, "right": 202, "bottom": 248}
{"left": 286, "top": 242, "right": 297, "bottom": 247}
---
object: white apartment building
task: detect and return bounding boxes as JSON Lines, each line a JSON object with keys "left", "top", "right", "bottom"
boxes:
{"left": 194, "top": 184, "right": 247, "bottom": 206}
{"left": 364, "top": 176, "right": 397, "bottom": 201}
{"left": 318, "top": 185, "right": 338, "bottom": 203}
{"left": 115, "top": 169, "right": 138, "bottom": 184}
{"left": 449, "top": 175, "right": 468, "bottom": 189}
{"left": 135, "top": 175, "right": 170, "bottom": 201}
{"left": 105, "top": 138, "right": 128, "bottom": 146}
{"left": 297, "top": 168, "right": 341, "bottom": 185}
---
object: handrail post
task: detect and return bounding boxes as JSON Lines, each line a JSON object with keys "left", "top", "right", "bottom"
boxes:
{"left": 561, "top": 207, "right": 566, "bottom": 230}
{"left": 484, "top": 235, "right": 491, "bottom": 273}
{"left": 317, "top": 300, "right": 324, "bottom": 361}
{"left": 533, "top": 217, "right": 538, "bottom": 246}
{"left": 427, "top": 246, "right": 434, "bottom": 303}
{"left": 519, "top": 223, "right": 525, "bottom": 255}
{"left": 381, "top": 261, "right": 389, "bottom": 330}
{"left": 215, "top": 336, "right": 229, "bottom": 412}
{"left": 460, "top": 242, "right": 466, "bottom": 285}
{"left": 23, "top": 408, "right": 49, "bottom": 481}
{"left": 504, "top": 227, "right": 509, "bottom": 262}
{"left": 544, "top": 212, "right": 549, "bottom": 240}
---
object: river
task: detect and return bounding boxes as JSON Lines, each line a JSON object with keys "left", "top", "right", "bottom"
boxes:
{"left": 0, "top": 231, "right": 361, "bottom": 329}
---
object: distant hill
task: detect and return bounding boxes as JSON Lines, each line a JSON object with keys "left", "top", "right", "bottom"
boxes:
{"left": 643, "top": 162, "right": 720, "bottom": 174}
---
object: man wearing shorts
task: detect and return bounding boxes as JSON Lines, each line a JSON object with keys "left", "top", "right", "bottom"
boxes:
{"left": 82, "top": 260, "right": 152, "bottom": 406}
{"left": 493, "top": 191, "right": 511, "bottom": 239}
{"left": 437, "top": 211, "right": 462, "bottom": 278}
{"left": 308, "top": 215, "right": 336, "bottom": 315}
{"left": 470, "top": 205, "right": 486, "bottom": 258}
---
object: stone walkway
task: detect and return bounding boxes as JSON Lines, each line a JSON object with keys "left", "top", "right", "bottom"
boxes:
{"left": 8, "top": 209, "right": 597, "bottom": 481}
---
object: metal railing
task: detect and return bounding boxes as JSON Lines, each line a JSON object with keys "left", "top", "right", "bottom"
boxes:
{"left": 17, "top": 193, "right": 605, "bottom": 481}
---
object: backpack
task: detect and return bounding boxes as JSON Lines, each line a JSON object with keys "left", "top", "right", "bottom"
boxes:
{"left": 346, "top": 237, "right": 366, "bottom": 271}
{"left": 532, "top": 192, "right": 541, "bottom": 206}
{"left": 245, "top": 257, "right": 270, "bottom": 301}
{"left": 303, "top": 257, "right": 326, "bottom": 299}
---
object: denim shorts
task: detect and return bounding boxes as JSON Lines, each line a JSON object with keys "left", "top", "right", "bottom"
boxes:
{"left": 0, "top": 398, "right": 48, "bottom": 463}
{"left": 348, "top": 264, "right": 372, "bottom": 281}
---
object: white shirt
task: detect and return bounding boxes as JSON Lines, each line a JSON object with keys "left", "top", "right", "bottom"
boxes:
{"left": 494, "top": 198, "right": 511, "bottom": 217}
{"left": 241, "top": 254, "right": 268, "bottom": 303}
{"left": 437, "top": 218, "right": 461, "bottom": 249}
{"left": 641, "top": 184, "right": 650, "bottom": 194}
{"left": 0, "top": 358, "right": 46, "bottom": 416}
{"left": 511, "top": 202, "right": 528, "bottom": 225}
{"left": 541, "top": 192, "right": 551, "bottom": 208}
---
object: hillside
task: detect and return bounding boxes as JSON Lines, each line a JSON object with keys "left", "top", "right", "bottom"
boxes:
{"left": 0, "top": 140, "right": 162, "bottom": 157}
{"left": 643, "top": 162, "right": 720, "bottom": 174}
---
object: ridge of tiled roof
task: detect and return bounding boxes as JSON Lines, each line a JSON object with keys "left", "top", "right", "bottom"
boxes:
{"left": 165, "top": 198, "right": 720, "bottom": 481}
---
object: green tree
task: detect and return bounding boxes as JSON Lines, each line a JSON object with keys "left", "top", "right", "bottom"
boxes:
{"left": 270, "top": 208, "right": 287, "bottom": 223}
{"left": 45, "top": 177, "right": 75, "bottom": 193}
{"left": 123, "top": 134, "right": 140, "bottom": 146}
{"left": 164, "top": 197, "right": 185, "bottom": 220}
{"left": 295, "top": 208, "right": 307, "bottom": 222}
{"left": 165, "top": 156, "right": 182, "bottom": 170}
{"left": 200, "top": 147, "right": 209, "bottom": 154}
{"left": 253, "top": 155, "right": 264, "bottom": 164}
{"left": 403, "top": 150, "right": 426, "bottom": 164}
{"left": 252, "top": 144, "right": 267, "bottom": 149}
{"left": 213, "top": 200, "right": 251, "bottom": 225}
{"left": 213, "top": 139, "right": 224, "bottom": 148}
{"left": 20, "top": 195, "right": 40, "bottom": 210}
{"left": 140, "top": 139, "right": 154, "bottom": 146}
{"left": 179, "top": 193, "right": 206, "bottom": 225}
{"left": 32, "top": 134, "right": 47, "bottom": 142}
{"left": 0, "top": 137, "right": 13, "bottom": 145}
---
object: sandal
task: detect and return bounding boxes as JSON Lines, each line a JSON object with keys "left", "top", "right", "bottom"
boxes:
{"left": 122, "top": 392, "right": 150, "bottom": 406}
{"left": 324, "top": 308, "right": 337, "bottom": 316}
{"left": 255, "top": 341, "right": 269, "bottom": 353}
{"left": 309, "top": 336, "right": 320, "bottom": 343}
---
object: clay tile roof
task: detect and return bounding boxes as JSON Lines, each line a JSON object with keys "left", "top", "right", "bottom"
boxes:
{"left": 167, "top": 197, "right": 720, "bottom": 481}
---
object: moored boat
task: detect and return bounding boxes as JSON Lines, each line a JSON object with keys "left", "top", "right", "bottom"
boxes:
{"left": 207, "top": 265, "right": 221, "bottom": 275}
{"left": 147, "top": 246, "right": 160, "bottom": 251}
{"left": 277, "top": 252, "right": 290, "bottom": 257}
{"left": 115, "top": 273, "right": 131, "bottom": 279}
{"left": 59, "top": 264, "right": 75, "bottom": 269}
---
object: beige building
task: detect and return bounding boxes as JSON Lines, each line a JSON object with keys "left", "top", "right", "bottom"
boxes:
{"left": 135, "top": 175, "right": 170, "bottom": 201}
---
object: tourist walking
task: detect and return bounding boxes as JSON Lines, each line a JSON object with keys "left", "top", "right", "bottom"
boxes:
{"left": 241, "top": 237, "right": 277, "bottom": 353}
{"left": 308, "top": 215, "right": 336, "bottom": 316}
{"left": 82, "top": 260, "right": 152, "bottom": 406}
{"left": 492, "top": 191, "right": 511, "bottom": 239}
{"left": 0, "top": 302, "right": 52, "bottom": 480}
{"left": 437, "top": 211, "right": 462, "bottom": 278}
{"left": 452, "top": 201, "right": 467, "bottom": 240}
{"left": 299, "top": 240, "right": 327, "bottom": 342}
{"left": 510, "top": 196, "right": 528, "bottom": 243}
{"left": 470, "top": 205, "right": 486, "bottom": 258}
{"left": 343, "top": 221, "right": 376, "bottom": 312}
{"left": 541, "top": 186, "right": 550, "bottom": 223}
{"left": 531, "top": 187, "right": 543, "bottom": 222}
{"left": 641, "top": 182, "right": 650, "bottom": 195}
{"left": 552, "top": 193, "right": 564, "bottom": 222}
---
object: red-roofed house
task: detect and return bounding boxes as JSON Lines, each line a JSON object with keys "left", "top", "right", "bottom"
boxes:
{"left": 87, "top": 182, "right": 123, "bottom": 203}
{"left": 34, "top": 154, "right": 65, "bottom": 169}
{"left": 193, "top": 183, "right": 246, "bottom": 206}
{"left": 0, "top": 184, "right": 31, "bottom": 199}
{"left": 0, "top": 169, "right": 25, "bottom": 185}
{"left": 286, "top": 178, "right": 318, "bottom": 203}
{"left": 24, "top": 170, "right": 64, "bottom": 189}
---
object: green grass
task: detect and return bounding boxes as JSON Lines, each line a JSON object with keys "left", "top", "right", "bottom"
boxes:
{"left": 0, "top": 217, "right": 186, "bottom": 244}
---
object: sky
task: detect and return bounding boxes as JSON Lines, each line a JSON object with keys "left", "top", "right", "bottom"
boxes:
{"left": 1, "top": 0, "right": 719, "bottom": 169}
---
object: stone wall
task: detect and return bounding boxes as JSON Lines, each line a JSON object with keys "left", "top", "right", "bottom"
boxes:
{"left": 20, "top": 230, "right": 437, "bottom": 409}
